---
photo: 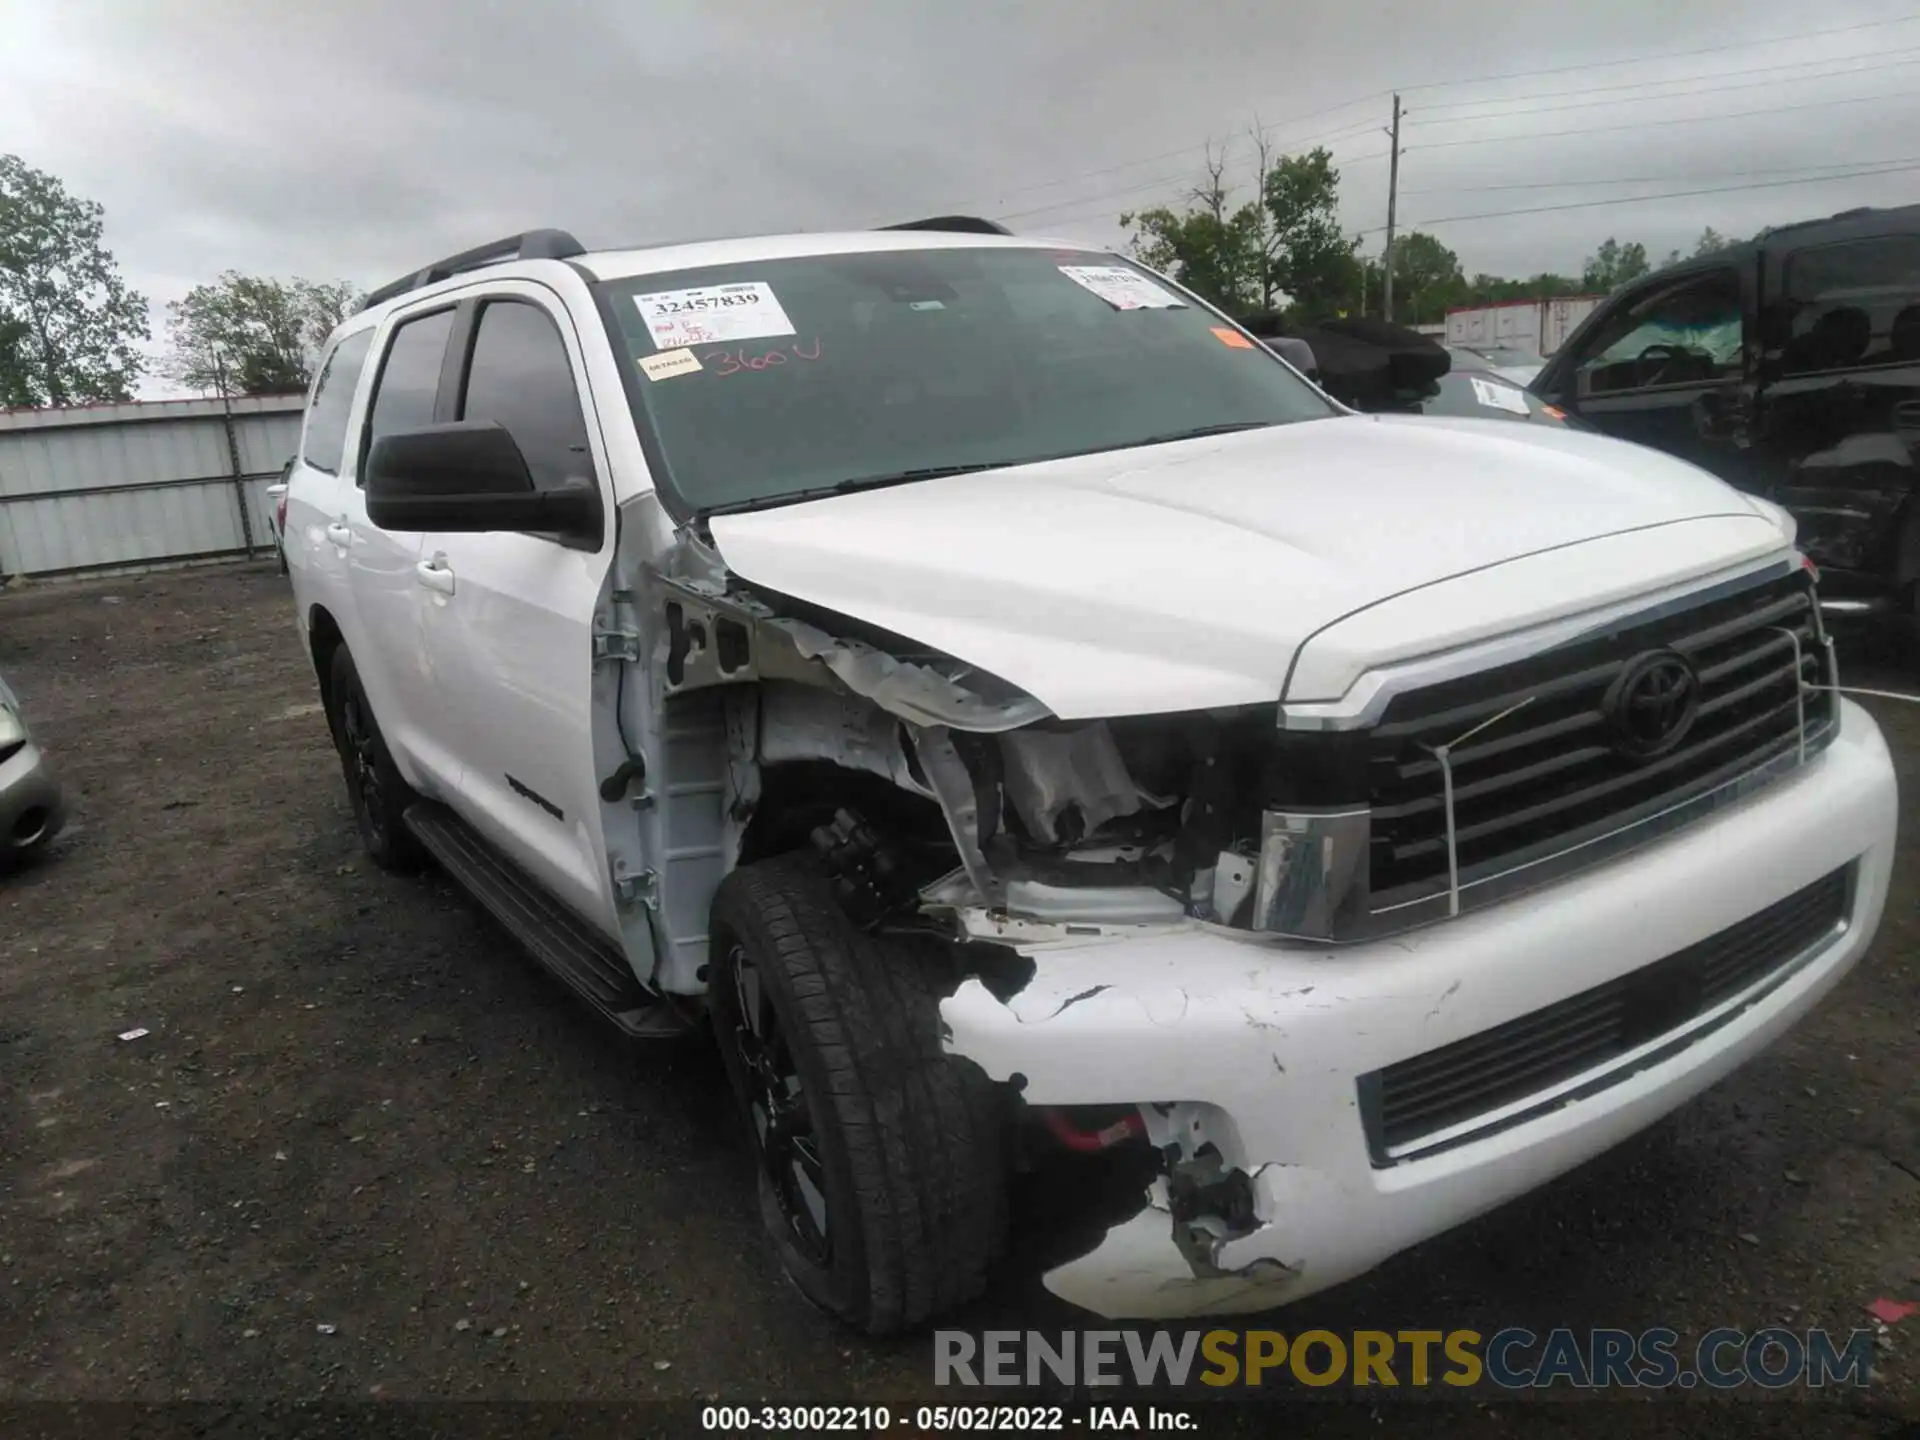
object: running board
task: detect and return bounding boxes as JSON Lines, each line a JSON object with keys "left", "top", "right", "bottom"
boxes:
{"left": 403, "top": 800, "right": 690, "bottom": 1039}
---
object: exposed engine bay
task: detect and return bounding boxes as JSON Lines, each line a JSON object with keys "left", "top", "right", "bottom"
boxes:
{"left": 644, "top": 528, "right": 1285, "bottom": 945}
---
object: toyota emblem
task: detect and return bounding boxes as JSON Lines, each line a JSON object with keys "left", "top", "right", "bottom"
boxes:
{"left": 1606, "top": 650, "right": 1701, "bottom": 761}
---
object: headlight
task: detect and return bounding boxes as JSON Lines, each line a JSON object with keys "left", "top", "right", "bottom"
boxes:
{"left": 0, "top": 705, "right": 25, "bottom": 749}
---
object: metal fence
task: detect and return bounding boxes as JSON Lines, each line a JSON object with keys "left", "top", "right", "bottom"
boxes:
{"left": 0, "top": 394, "right": 304, "bottom": 580}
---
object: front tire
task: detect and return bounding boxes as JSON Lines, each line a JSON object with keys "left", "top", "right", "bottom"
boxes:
{"left": 709, "top": 854, "right": 1007, "bottom": 1334}
{"left": 327, "top": 646, "right": 424, "bottom": 872}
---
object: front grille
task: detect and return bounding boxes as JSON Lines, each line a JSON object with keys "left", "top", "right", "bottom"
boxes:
{"left": 1366, "top": 570, "right": 1833, "bottom": 910}
{"left": 1361, "top": 866, "right": 1851, "bottom": 1162}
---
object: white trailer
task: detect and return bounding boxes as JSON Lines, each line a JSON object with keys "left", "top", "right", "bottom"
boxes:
{"left": 1445, "top": 295, "right": 1603, "bottom": 356}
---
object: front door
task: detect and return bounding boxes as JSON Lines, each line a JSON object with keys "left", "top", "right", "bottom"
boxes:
{"left": 1541, "top": 263, "right": 1756, "bottom": 489}
{"left": 415, "top": 286, "right": 620, "bottom": 937}
{"left": 1752, "top": 222, "right": 1920, "bottom": 594}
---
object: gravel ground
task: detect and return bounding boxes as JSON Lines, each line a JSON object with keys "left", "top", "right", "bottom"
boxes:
{"left": 0, "top": 562, "right": 1915, "bottom": 1435}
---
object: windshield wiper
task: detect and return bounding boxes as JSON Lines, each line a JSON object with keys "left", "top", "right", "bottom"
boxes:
{"left": 1099, "top": 420, "right": 1280, "bottom": 453}
{"left": 699, "top": 463, "right": 1007, "bottom": 517}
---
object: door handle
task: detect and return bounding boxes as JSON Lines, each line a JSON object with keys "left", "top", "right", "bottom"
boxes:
{"left": 326, "top": 520, "right": 352, "bottom": 548}
{"left": 415, "top": 555, "right": 456, "bottom": 596}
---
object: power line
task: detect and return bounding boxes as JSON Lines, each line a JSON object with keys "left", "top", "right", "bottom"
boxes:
{"left": 1410, "top": 51, "right": 1920, "bottom": 125}
{"left": 1414, "top": 42, "right": 1920, "bottom": 116}
{"left": 1033, "top": 152, "right": 1920, "bottom": 243}
{"left": 889, "top": 10, "right": 1920, "bottom": 229}
{"left": 1377, "top": 159, "right": 1920, "bottom": 233}
{"left": 1002, "top": 148, "right": 1391, "bottom": 227}
{"left": 1401, "top": 154, "right": 1920, "bottom": 197}
{"left": 1396, "top": 10, "right": 1920, "bottom": 95}
{"left": 925, "top": 92, "right": 1391, "bottom": 217}
{"left": 1410, "top": 87, "right": 1918, "bottom": 151}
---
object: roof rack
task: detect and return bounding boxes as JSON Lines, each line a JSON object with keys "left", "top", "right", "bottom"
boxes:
{"left": 878, "top": 215, "right": 1013, "bottom": 236}
{"left": 357, "top": 229, "right": 587, "bottom": 313}
{"left": 1755, "top": 202, "right": 1920, "bottom": 245}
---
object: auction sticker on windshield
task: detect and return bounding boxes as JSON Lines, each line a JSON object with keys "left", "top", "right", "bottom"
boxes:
{"left": 1058, "top": 265, "right": 1186, "bottom": 311}
{"left": 1470, "top": 376, "right": 1531, "bottom": 416}
{"left": 635, "top": 282, "right": 796, "bottom": 348}
{"left": 638, "top": 347, "right": 702, "bottom": 382}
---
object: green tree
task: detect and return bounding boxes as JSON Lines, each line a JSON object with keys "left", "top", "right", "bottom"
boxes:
{"left": 300, "top": 280, "right": 358, "bottom": 345}
{"left": 1121, "top": 132, "right": 1367, "bottom": 322}
{"left": 0, "top": 313, "right": 36, "bottom": 408}
{"left": 1582, "top": 237, "right": 1651, "bottom": 293}
{"left": 1122, "top": 208, "right": 1263, "bottom": 311}
{"left": 1123, "top": 139, "right": 1265, "bottom": 311}
{"left": 1693, "top": 226, "right": 1734, "bottom": 257}
{"left": 1261, "top": 147, "right": 1361, "bottom": 322}
{"left": 0, "top": 154, "right": 149, "bottom": 406}
{"left": 165, "top": 271, "right": 362, "bottom": 396}
{"left": 1388, "top": 231, "right": 1466, "bottom": 324}
{"left": 1463, "top": 271, "right": 1582, "bottom": 304}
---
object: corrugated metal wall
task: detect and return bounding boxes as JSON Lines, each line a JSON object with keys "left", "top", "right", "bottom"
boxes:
{"left": 0, "top": 395, "right": 304, "bottom": 578}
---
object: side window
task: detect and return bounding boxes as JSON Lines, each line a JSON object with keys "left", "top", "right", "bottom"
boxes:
{"left": 1575, "top": 270, "right": 1743, "bottom": 395}
{"left": 1776, "top": 234, "right": 1920, "bottom": 376}
{"left": 360, "top": 308, "right": 456, "bottom": 483}
{"left": 459, "top": 301, "right": 593, "bottom": 492}
{"left": 299, "top": 330, "right": 372, "bottom": 475}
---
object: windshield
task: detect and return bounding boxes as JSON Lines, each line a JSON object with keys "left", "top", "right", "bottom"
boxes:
{"left": 601, "top": 246, "right": 1336, "bottom": 514}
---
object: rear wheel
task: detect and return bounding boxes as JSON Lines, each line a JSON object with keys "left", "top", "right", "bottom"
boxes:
{"left": 327, "top": 646, "right": 423, "bottom": 872}
{"left": 709, "top": 854, "right": 1007, "bottom": 1334}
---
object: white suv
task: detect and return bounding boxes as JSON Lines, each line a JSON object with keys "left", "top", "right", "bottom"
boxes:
{"left": 283, "top": 221, "right": 1897, "bottom": 1333}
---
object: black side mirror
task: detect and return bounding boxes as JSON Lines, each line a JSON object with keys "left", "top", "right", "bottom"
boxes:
{"left": 1690, "top": 389, "right": 1749, "bottom": 445}
{"left": 1266, "top": 336, "right": 1319, "bottom": 379}
{"left": 366, "top": 421, "right": 601, "bottom": 542}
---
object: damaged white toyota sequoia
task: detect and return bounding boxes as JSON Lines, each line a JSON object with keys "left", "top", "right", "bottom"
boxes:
{"left": 284, "top": 220, "right": 1897, "bottom": 1333}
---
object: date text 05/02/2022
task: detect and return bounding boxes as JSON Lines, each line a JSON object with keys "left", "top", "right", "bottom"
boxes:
{"left": 699, "top": 1403, "right": 1195, "bottom": 1431}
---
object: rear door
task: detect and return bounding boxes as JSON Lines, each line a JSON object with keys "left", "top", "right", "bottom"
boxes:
{"left": 342, "top": 303, "right": 460, "bottom": 795}
{"left": 1753, "top": 219, "right": 1920, "bottom": 592}
{"left": 415, "top": 284, "right": 620, "bottom": 937}
{"left": 286, "top": 328, "right": 373, "bottom": 614}
{"left": 1536, "top": 263, "right": 1757, "bottom": 487}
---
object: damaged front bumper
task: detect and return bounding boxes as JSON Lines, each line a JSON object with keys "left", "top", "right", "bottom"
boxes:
{"left": 940, "top": 699, "right": 1897, "bottom": 1320}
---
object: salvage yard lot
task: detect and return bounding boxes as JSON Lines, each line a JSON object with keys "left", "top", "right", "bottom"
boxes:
{"left": 1, "top": 562, "right": 1916, "bottom": 1421}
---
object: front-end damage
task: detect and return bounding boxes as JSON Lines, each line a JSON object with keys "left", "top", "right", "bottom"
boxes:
{"left": 600, "top": 519, "right": 1367, "bottom": 1316}
{"left": 625, "top": 524, "right": 1314, "bottom": 962}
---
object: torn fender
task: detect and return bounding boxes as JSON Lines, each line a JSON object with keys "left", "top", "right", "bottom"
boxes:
{"left": 649, "top": 564, "right": 1049, "bottom": 734}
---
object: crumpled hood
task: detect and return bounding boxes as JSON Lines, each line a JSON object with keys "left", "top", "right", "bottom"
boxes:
{"left": 707, "top": 415, "right": 1790, "bottom": 719}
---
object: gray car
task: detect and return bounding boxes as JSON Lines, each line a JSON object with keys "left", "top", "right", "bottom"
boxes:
{"left": 0, "top": 671, "right": 66, "bottom": 868}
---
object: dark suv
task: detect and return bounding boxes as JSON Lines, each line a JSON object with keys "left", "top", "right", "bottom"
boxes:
{"left": 1531, "top": 203, "right": 1920, "bottom": 641}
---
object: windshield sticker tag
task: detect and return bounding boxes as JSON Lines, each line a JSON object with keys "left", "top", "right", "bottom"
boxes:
{"left": 1057, "top": 265, "right": 1186, "bottom": 311}
{"left": 633, "top": 282, "right": 796, "bottom": 348}
{"left": 1210, "top": 326, "right": 1255, "bottom": 350}
{"left": 1469, "top": 376, "right": 1531, "bottom": 416}
{"left": 638, "top": 348, "right": 702, "bottom": 382}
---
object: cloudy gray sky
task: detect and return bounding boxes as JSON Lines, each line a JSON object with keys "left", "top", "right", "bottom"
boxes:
{"left": 6, "top": 0, "right": 1920, "bottom": 393}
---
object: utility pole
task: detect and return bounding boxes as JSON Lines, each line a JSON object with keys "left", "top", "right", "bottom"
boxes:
{"left": 212, "top": 347, "right": 258, "bottom": 557}
{"left": 1382, "top": 93, "right": 1402, "bottom": 324}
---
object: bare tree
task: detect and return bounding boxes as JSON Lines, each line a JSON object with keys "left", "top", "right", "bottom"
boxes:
{"left": 1246, "top": 119, "right": 1281, "bottom": 311}
{"left": 1188, "top": 137, "right": 1233, "bottom": 227}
